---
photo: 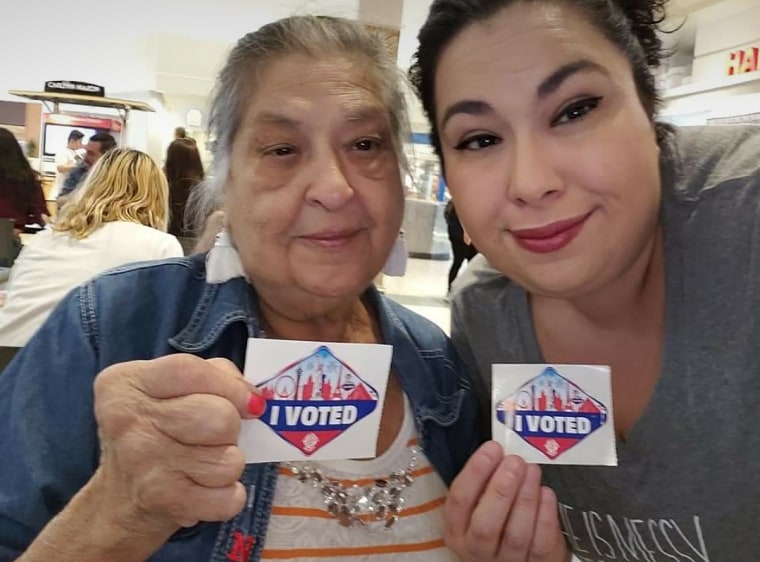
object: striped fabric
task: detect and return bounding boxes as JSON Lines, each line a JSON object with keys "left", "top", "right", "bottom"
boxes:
{"left": 261, "top": 399, "right": 458, "bottom": 561}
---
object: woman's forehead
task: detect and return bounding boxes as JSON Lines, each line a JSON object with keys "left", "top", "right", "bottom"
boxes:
{"left": 434, "top": 3, "right": 628, "bottom": 105}
{"left": 254, "top": 54, "right": 384, "bottom": 101}
{"left": 241, "top": 56, "right": 390, "bottom": 127}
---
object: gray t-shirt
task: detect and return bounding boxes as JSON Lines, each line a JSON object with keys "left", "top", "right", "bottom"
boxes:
{"left": 451, "top": 125, "right": 760, "bottom": 562}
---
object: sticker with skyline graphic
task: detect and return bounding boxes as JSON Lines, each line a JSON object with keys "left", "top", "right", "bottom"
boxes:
{"left": 492, "top": 364, "right": 617, "bottom": 465}
{"left": 240, "top": 339, "right": 392, "bottom": 462}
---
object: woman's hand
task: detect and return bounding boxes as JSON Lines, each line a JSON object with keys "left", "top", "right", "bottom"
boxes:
{"left": 444, "top": 441, "right": 569, "bottom": 562}
{"left": 19, "top": 354, "right": 266, "bottom": 562}
{"left": 91, "top": 354, "right": 264, "bottom": 538}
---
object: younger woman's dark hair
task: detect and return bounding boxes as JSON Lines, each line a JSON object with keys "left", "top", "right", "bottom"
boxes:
{"left": 0, "top": 127, "right": 40, "bottom": 208}
{"left": 409, "top": 0, "right": 669, "bottom": 158}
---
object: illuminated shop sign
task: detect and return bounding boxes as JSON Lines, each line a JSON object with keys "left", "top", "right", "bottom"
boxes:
{"left": 727, "top": 47, "right": 759, "bottom": 76}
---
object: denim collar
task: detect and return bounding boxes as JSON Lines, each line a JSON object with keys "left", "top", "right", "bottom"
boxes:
{"left": 169, "top": 254, "right": 261, "bottom": 353}
{"left": 165, "top": 254, "right": 449, "bottom": 427}
{"left": 168, "top": 254, "right": 399, "bottom": 353}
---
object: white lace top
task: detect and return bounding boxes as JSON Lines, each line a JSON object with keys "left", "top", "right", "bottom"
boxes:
{"left": 261, "top": 398, "right": 458, "bottom": 561}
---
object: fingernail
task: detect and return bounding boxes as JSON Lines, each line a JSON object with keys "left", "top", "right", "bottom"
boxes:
{"left": 247, "top": 393, "right": 267, "bottom": 417}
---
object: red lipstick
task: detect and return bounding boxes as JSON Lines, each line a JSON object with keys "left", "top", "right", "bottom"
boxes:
{"left": 510, "top": 211, "right": 593, "bottom": 254}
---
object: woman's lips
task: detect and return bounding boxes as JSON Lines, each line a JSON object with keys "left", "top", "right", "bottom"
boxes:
{"left": 300, "top": 229, "right": 359, "bottom": 249}
{"left": 510, "top": 211, "right": 593, "bottom": 254}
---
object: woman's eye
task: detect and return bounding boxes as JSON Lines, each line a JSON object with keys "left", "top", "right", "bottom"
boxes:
{"left": 262, "top": 145, "right": 295, "bottom": 157}
{"left": 354, "top": 138, "right": 381, "bottom": 152}
{"left": 552, "top": 97, "right": 603, "bottom": 126}
{"left": 454, "top": 134, "right": 502, "bottom": 151}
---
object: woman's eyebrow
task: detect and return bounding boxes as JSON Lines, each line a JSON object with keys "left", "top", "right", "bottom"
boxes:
{"left": 536, "top": 59, "right": 609, "bottom": 99}
{"left": 250, "top": 111, "right": 302, "bottom": 128}
{"left": 441, "top": 100, "right": 494, "bottom": 129}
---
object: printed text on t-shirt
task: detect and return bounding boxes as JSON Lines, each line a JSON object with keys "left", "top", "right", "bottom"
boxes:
{"left": 559, "top": 503, "right": 710, "bottom": 562}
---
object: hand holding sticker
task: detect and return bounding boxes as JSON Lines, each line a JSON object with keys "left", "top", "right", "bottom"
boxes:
{"left": 443, "top": 442, "right": 569, "bottom": 561}
{"left": 492, "top": 364, "right": 617, "bottom": 466}
{"left": 89, "top": 354, "right": 257, "bottom": 549}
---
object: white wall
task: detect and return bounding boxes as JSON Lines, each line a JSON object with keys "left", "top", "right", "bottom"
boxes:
{"left": 660, "top": 0, "right": 760, "bottom": 123}
{"left": 691, "top": 0, "right": 760, "bottom": 81}
{"left": 1, "top": 0, "right": 362, "bottom": 160}
{"left": 0, "top": 8, "right": 157, "bottom": 102}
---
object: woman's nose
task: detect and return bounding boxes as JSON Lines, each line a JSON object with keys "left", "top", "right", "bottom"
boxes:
{"left": 304, "top": 150, "right": 355, "bottom": 210}
{"left": 507, "top": 138, "right": 565, "bottom": 207}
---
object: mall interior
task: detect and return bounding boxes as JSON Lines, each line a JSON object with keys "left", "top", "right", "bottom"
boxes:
{"left": 1, "top": 0, "right": 760, "bottom": 559}
{"left": 1, "top": 0, "right": 759, "bottom": 333}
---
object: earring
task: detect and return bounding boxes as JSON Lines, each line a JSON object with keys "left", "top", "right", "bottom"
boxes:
{"left": 205, "top": 227, "right": 247, "bottom": 284}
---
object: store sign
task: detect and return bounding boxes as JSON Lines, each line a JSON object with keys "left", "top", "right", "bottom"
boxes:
{"left": 45, "top": 113, "right": 120, "bottom": 130}
{"left": 44, "top": 80, "right": 105, "bottom": 97}
{"left": 727, "top": 47, "right": 759, "bottom": 76}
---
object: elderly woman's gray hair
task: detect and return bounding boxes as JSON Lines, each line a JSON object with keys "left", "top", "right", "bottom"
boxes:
{"left": 188, "top": 15, "right": 410, "bottom": 232}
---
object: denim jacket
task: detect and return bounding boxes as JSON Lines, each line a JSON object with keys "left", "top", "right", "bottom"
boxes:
{"left": 0, "top": 254, "right": 483, "bottom": 562}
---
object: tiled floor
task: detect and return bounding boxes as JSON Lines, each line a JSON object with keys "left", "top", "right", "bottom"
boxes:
{"left": 381, "top": 257, "right": 457, "bottom": 334}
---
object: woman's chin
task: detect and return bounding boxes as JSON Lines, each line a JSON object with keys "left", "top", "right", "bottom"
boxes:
{"left": 299, "top": 272, "right": 374, "bottom": 300}
{"left": 518, "top": 272, "right": 606, "bottom": 301}
{"left": 499, "top": 263, "right": 603, "bottom": 300}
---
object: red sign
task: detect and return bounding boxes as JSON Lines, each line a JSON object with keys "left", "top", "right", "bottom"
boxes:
{"left": 727, "top": 47, "right": 759, "bottom": 76}
{"left": 44, "top": 113, "right": 122, "bottom": 131}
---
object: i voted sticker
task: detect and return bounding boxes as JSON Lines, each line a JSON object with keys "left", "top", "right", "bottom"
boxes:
{"left": 240, "top": 339, "right": 392, "bottom": 463}
{"left": 257, "top": 345, "right": 379, "bottom": 455}
{"left": 492, "top": 364, "right": 617, "bottom": 466}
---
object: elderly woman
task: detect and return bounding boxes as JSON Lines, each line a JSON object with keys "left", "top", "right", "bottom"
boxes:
{"left": 0, "top": 16, "right": 480, "bottom": 562}
{"left": 410, "top": 0, "right": 760, "bottom": 560}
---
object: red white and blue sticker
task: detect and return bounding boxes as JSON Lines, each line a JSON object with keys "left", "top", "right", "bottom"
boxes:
{"left": 240, "top": 339, "right": 392, "bottom": 463}
{"left": 492, "top": 364, "right": 617, "bottom": 466}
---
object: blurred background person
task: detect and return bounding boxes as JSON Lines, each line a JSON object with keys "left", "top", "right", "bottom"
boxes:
{"left": 58, "top": 131, "right": 117, "bottom": 204}
{"left": 0, "top": 147, "right": 183, "bottom": 346}
{"left": 164, "top": 137, "right": 205, "bottom": 252}
{"left": 53, "top": 129, "right": 84, "bottom": 199}
{"left": 0, "top": 127, "right": 48, "bottom": 233}
{"left": 444, "top": 199, "right": 477, "bottom": 293}
{"left": 174, "top": 126, "right": 187, "bottom": 140}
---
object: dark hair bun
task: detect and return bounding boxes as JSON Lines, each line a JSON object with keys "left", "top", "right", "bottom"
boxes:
{"left": 615, "top": 0, "right": 669, "bottom": 67}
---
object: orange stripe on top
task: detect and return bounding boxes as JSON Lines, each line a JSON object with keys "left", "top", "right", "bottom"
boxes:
{"left": 261, "top": 538, "right": 446, "bottom": 559}
{"left": 270, "top": 496, "right": 445, "bottom": 521}
{"left": 277, "top": 465, "right": 434, "bottom": 487}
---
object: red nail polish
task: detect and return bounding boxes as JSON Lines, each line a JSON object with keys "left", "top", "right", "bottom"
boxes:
{"left": 247, "top": 393, "right": 267, "bottom": 417}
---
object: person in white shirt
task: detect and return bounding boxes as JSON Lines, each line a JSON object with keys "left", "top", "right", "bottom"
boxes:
{"left": 0, "top": 147, "right": 183, "bottom": 345}
{"left": 52, "top": 129, "right": 85, "bottom": 199}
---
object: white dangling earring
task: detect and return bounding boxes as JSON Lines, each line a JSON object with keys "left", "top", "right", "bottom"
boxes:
{"left": 205, "top": 228, "right": 247, "bottom": 284}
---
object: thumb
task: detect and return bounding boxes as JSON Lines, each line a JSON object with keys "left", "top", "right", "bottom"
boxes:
{"left": 206, "top": 357, "right": 268, "bottom": 419}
